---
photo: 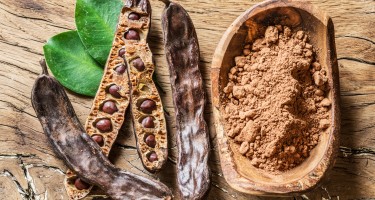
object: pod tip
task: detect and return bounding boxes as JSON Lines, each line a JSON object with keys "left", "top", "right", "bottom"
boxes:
{"left": 159, "top": 0, "right": 170, "bottom": 6}
{"left": 39, "top": 58, "right": 49, "bottom": 75}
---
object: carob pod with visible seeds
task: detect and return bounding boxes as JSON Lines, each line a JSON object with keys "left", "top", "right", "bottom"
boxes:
{"left": 64, "top": 2, "right": 132, "bottom": 198}
{"left": 63, "top": 0, "right": 168, "bottom": 198}
{"left": 31, "top": 60, "right": 172, "bottom": 200}
{"left": 160, "top": 1, "right": 211, "bottom": 199}
{"left": 124, "top": 0, "right": 168, "bottom": 172}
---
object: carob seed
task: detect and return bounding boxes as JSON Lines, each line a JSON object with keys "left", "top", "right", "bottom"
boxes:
{"left": 115, "top": 64, "right": 127, "bottom": 74}
{"left": 95, "top": 119, "right": 112, "bottom": 132}
{"left": 125, "top": 29, "right": 140, "bottom": 40}
{"left": 142, "top": 116, "right": 155, "bottom": 128}
{"left": 128, "top": 12, "right": 140, "bottom": 20}
{"left": 108, "top": 85, "right": 121, "bottom": 98}
{"left": 118, "top": 48, "right": 126, "bottom": 57}
{"left": 148, "top": 152, "right": 158, "bottom": 162}
{"left": 102, "top": 101, "right": 118, "bottom": 114}
{"left": 132, "top": 58, "right": 145, "bottom": 71}
{"left": 92, "top": 135, "right": 104, "bottom": 147}
{"left": 74, "top": 178, "right": 90, "bottom": 190}
{"left": 145, "top": 134, "right": 156, "bottom": 148}
{"left": 140, "top": 100, "right": 156, "bottom": 114}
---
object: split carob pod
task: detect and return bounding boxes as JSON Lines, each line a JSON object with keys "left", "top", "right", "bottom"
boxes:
{"left": 124, "top": 0, "right": 168, "bottom": 172}
{"left": 63, "top": 0, "right": 168, "bottom": 197}
{"left": 64, "top": 1, "right": 133, "bottom": 198}
{"left": 161, "top": 1, "right": 211, "bottom": 199}
{"left": 31, "top": 59, "right": 172, "bottom": 200}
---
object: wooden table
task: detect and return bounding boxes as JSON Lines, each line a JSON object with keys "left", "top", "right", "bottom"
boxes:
{"left": 0, "top": 0, "right": 374, "bottom": 199}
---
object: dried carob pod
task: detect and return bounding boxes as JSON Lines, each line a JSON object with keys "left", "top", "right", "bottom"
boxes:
{"left": 161, "top": 1, "right": 211, "bottom": 199}
{"left": 64, "top": 3, "right": 133, "bottom": 199}
{"left": 123, "top": 0, "right": 168, "bottom": 172}
{"left": 31, "top": 60, "right": 172, "bottom": 200}
{"left": 63, "top": 0, "right": 168, "bottom": 198}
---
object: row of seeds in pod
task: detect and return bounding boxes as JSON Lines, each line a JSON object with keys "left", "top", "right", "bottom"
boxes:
{"left": 74, "top": 13, "right": 150, "bottom": 190}
{"left": 92, "top": 11, "right": 158, "bottom": 165}
{"left": 74, "top": 11, "right": 157, "bottom": 190}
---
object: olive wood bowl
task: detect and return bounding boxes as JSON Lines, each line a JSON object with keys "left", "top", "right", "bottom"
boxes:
{"left": 211, "top": 0, "right": 340, "bottom": 196}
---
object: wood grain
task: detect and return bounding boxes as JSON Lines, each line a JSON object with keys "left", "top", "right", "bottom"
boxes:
{"left": 0, "top": 0, "right": 374, "bottom": 199}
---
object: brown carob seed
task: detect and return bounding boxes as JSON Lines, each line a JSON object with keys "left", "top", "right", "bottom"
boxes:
{"left": 145, "top": 134, "right": 156, "bottom": 148}
{"left": 140, "top": 99, "right": 156, "bottom": 113}
{"left": 128, "top": 12, "right": 140, "bottom": 20}
{"left": 102, "top": 101, "right": 118, "bottom": 114}
{"left": 125, "top": 29, "right": 140, "bottom": 40}
{"left": 148, "top": 152, "right": 158, "bottom": 162}
{"left": 31, "top": 59, "right": 172, "bottom": 200}
{"left": 132, "top": 58, "right": 145, "bottom": 71}
{"left": 118, "top": 48, "right": 126, "bottom": 57}
{"left": 142, "top": 116, "right": 155, "bottom": 128}
{"left": 114, "top": 64, "right": 127, "bottom": 74}
{"left": 74, "top": 178, "right": 90, "bottom": 190}
{"left": 161, "top": 1, "right": 211, "bottom": 199}
{"left": 95, "top": 119, "right": 112, "bottom": 132}
{"left": 91, "top": 135, "right": 104, "bottom": 147}
{"left": 108, "top": 85, "right": 121, "bottom": 98}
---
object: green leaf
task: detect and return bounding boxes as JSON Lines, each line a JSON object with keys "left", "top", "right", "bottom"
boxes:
{"left": 75, "top": 0, "right": 124, "bottom": 66}
{"left": 43, "top": 31, "right": 103, "bottom": 97}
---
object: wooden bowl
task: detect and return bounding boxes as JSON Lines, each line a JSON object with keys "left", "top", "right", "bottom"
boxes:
{"left": 211, "top": 0, "right": 340, "bottom": 196}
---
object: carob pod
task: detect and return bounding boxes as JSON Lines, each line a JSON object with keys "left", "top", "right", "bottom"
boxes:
{"left": 64, "top": 1, "right": 132, "bottom": 198}
{"left": 63, "top": 0, "right": 168, "bottom": 198}
{"left": 124, "top": 0, "right": 168, "bottom": 172}
{"left": 31, "top": 60, "right": 172, "bottom": 200}
{"left": 161, "top": 1, "right": 211, "bottom": 199}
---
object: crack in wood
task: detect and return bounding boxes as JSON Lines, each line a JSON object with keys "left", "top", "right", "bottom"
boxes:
{"left": 0, "top": 99, "right": 37, "bottom": 119}
{"left": 124, "top": 157, "right": 150, "bottom": 175}
{"left": 0, "top": 60, "right": 39, "bottom": 76}
{"left": 211, "top": 182, "right": 237, "bottom": 199}
{"left": 320, "top": 186, "right": 334, "bottom": 200}
{"left": 338, "top": 57, "right": 375, "bottom": 66}
{"left": 1, "top": 84, "right": 33, "bottom": 102}
{"left": 336, "top": 35, "right": 375, "bottom": 45}
{"left": 341, "top": 92, "right": 375, "bottom": 97}
{"left": 300, "top": 195, "right": 309, "bottom": 200}
{"left": 0, "top": 123, "right": 27, "bottom": 145}
{"left": 0, "top": 39, "right": 43, "bottom": 57}
{"left": 114, "top": 143, "right": 137, "bottom": 150}
{"left": 0, "top": 6, "right": 53, "bottom": 24}
{"left": 351, "top": 123, "right": 375, "bottom": 133}
{"left": 340, "top": 146, "right": 375, "bottom": 157}
{"left": 0, "top": 153, "right": 65, "bottom": 199}
{"left": 0, "top": 170, "right": 28, "bottom": 199}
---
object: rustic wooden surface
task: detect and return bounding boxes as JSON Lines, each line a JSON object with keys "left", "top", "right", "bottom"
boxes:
{"left": 0, "top": 0, "right": 374, "bottom": 199}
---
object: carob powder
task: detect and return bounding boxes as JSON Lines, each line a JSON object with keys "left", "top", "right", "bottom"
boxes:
{"left": 222, "top": 25, "right": 331, "bottom": 172}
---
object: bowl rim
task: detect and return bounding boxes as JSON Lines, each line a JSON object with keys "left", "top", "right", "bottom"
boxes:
{"left": 211, "top": 0, "right": 341, "bottom": 195}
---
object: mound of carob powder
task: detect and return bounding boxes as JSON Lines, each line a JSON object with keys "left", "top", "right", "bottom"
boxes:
{"left": 222, "top": 25, "right": 332, "bottom": 172}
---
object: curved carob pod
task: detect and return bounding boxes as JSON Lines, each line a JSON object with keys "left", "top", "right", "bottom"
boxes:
{"left": 31, "top": 60, "right": 172, "bottom": 200}
{"left": 64, "top": 0, "right": 168, "bottom": 198}
{"left": 124, "top": 0, "right": 168, "bottom": 173}
{"left": 161, "top": 1, "right": 211, "bottom": 199}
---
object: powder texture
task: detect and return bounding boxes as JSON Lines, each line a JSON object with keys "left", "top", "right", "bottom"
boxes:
{"left": 221, "top": 25, "right": 331, "bottom": 172}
